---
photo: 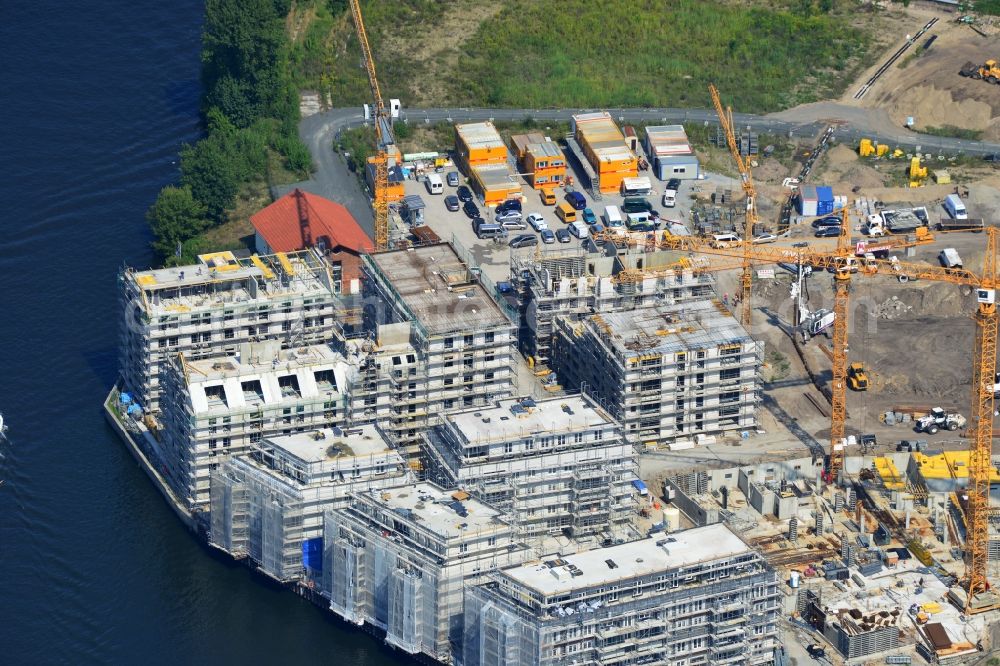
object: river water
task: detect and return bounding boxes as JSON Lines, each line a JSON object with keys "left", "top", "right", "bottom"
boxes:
{"left": 0, "top": 2, "right": 397, "bottom": 663}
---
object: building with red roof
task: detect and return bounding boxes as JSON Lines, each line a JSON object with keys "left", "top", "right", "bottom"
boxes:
{"left": 251, "top": 189, "right": 373, "bottom": 294}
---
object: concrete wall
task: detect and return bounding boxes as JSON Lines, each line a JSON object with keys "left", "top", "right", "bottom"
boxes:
{"left": 664, "top": 479, "right": 719, "bottom": 527}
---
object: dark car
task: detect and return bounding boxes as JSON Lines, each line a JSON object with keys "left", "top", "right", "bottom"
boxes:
{"left": 555, "top": 228, "right": 571, "bottom": 243}
{"left": 622, "top": 196, "right": 653, "bottom": 215}
{"left": 497, "top": 198, "right": 523, "bottom": 214}
{"left": 814, "top": 225, "right": 842, "bottom": 238}
{"left": 565, "top": 191, "right": 587, "bottom": 210}
{"left": 985, "top": 153, "right": 1000, "bottom": 163}
{"left": 446, "top": 171, "right": 460, "bottom": 187}
{"left": 509, "top": 234, "right": 538, "bottom": 249}
{"left": 463, "top": 200, "right": 481, "bottom": 219}
{"left": 666, "top": 178, "right": 682, "bottom": 191}
{"left": 444, "top": 195, "right": 460, "bottom": 212}
{"left": 540, "top": 229, "right": 556, "bottom": 244}
{"left": 457, "top": 185, "right": 473, "bottom": 202}
{"left": 811, "top": 216, "right": 842, "bottom": 228}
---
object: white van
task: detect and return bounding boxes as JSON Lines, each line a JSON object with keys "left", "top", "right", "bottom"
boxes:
{"left": 711, "top": 233, "right": 741, "bottom": 248}
{"left": 603, "top": 205, "right": 624, "bottom": 227}
{"left": 939, "top": 247, "right": 963, "bottom": 269}
{"left": 425, "top": 174, "right": 443, "bottom": 195}
{"left": 944, "top": 194, "right": 967, "bottom": 220}
{"left": 568, "top": 221, "right": 589, "bottom": 239}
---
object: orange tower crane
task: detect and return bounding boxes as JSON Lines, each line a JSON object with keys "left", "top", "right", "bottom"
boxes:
{"left": 348, "top": 0, "right": 392, "bottom": 250}
{"left": 661, "top": 223, "right": 999, "bottom": 614}
{"left": 709, "top": 84, "right": 756, "bottom": 329}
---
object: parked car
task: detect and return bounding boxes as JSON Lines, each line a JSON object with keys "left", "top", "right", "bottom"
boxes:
{"left": 555, "top": 228, "right": 571, "bottom": 243}
{"left": 457, "top": 185, "right": 473, "bottom": 202}
{"left": 811, "top": 216, "right": 842, "bottom": 229}
{"left": 540, "top": 229, "right": 556, "bottom": 244}
{"left": 582, "top": 207, "right": 598, "bottom": 225}
{"left": 666, "top": 178, "right": 682, "bottom": 191}
{"left": 509, "top": 234, "right": 538, "bottom": 249}
{"left": 814, "top": 225, "right": 842, "bottom": 238}
{"left": 497, "top": 198, "right": 523, "bottom": 214}
{"left": 622, "top": 197, "right": 653, "bottom": 215}
{"left": 444, "top": 195, "right": 460, "bottom": 212}
{"left": 526, "top": 213, "right": 548, "bottom": 231}
{"left": 446, "top": 171, "right": 460, "bottom": 187}
{"left": 500, "top": 218, "right": 526, "bottom": 231}
{"left": 752, "top": 233, "right": 777, "bottom": 244}
{"left": 568, "top": 221, "right": 589, "bottom": 239}
{"left": 565, "top": 191, "right": 587, "bottom": 210}
{"left": 463, "top": 200, "right": 481, "bottom": 219}
{"left": 495, "top": 209, "right": 523, "bottom": 223}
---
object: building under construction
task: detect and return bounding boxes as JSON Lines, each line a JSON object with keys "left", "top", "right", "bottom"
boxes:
{"left": 322, "top": 481, "right": 532, "bottom": 663}
{"left": 208, "top": 425, "right": 410, "bottom": 581}
{"left": 463, "top": 524, "right": 781, "bottom": 666}
{"left": 119, "top": 249, "right": 342, "bottom": 412}
{"left": 159, "top": 342, "right": 365, "bottom": 512}
{"left": 422, "top": 394, "right": 639, "bottom": 544}
{"left": 509, "top": 248, "right": 715, "bottom": 369}
{"left": 362, "top": 243, "right": 517, "bottom": 456}
{"left": 552, "top": 299, "right": 762, "bottom": 450}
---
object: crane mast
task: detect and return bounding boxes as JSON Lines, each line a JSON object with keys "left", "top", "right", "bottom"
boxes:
{"left": 348, "top": 0, "right": 390, "bottom": 250}
{"left": 709, "top": 84, "right": 756, "bottom": 329}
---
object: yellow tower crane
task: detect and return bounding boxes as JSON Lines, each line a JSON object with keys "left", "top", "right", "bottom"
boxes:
{"left": 348, "top": 0, "right": 392, "bottom": 251}
{"left": 709, "top": 84, "right": 756, "bottom": 330}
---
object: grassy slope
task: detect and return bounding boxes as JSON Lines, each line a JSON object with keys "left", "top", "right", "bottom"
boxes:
{"left": 292, "top": 0, "right": 875, "bottom": 114}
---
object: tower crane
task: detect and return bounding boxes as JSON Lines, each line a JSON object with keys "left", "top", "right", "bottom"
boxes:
{"left": 709, "top": 84, "right": 757, "bottom": 330}
{"left": 348, "top": 0, "right": 393, "bottom": 251}
{"left": 661, "top": 222, "right": 1000, "bottom": 615}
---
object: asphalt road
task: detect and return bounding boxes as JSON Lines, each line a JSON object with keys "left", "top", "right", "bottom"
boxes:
{"left": 293, "top": 104, "right": 1000, "bottom": 239}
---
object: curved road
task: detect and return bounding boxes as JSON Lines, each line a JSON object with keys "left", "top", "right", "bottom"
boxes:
{"left": 292, "top": 104, "right": 1000, "bottom": 234}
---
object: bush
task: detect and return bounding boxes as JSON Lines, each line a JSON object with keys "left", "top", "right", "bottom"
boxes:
{"left": 147, "top": 186, "right": 210, "bottom": 260}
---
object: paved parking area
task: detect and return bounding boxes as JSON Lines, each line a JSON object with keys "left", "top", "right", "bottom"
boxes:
{"left": 400, "top": 159, "right": 745, "bottom": 283}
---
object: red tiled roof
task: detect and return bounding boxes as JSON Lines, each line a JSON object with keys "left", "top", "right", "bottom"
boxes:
{"left": 251, "top": 189, "right": 373, "bottom": 254}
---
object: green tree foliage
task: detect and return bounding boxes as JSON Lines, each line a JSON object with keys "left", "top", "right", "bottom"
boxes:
{"left": 146, "top": 186, "right": 209, "bottom": 260}
{"left": 147, "top": 0, "right": 312, "bottom": 262}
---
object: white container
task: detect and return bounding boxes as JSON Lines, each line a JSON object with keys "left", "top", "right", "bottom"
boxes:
{"left": 790, "top": 571, "right": 801, "bottom": 588}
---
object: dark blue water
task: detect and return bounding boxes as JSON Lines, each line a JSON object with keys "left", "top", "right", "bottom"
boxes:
{"left": 0, "top": 3, "right": 396, "bottom": 663}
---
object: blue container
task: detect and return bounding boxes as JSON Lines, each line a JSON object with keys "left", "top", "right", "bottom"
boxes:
{"left": 302, "top": 537, "right": 323, "bottom": 572}
{"left": 816, "top": 186, "right": 835, "bottom": 215}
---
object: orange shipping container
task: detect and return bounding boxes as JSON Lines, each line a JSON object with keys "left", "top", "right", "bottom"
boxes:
{"left": 572, "top": 112, "right": 637, "bottom": 193}
{"left": 455, "top": 122, "right": 507, "bottom": 175}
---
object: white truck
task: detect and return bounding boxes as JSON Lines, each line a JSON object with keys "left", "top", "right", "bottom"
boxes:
{"left": 944, "top": 194, "right": 968, "bottom": 220}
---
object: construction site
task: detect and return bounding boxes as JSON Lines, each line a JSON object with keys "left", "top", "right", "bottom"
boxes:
{"left": 102, "top": 2, "right": 1000, "bottom": 665}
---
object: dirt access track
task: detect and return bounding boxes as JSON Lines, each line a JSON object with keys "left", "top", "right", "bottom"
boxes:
{"left": 838, "top": 6, "right": 1000, "bottom": 139}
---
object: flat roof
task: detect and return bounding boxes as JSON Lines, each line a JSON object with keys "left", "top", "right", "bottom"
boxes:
{"left": 473, "top": 163, "right": 520, "bottom": 189}
{"left": 367, "top": 243, "right": 509, "bottom": 337}
{"left": 366, "top": 481, "right": 509, "bottom": 538}
{"left": 591, "top": 299, "right": 750, "bottom": 358}
{"left": 456, "top": 122, "right": 505, "bottom": 151}
{"left": 128, "top": 250, "right": 335, "bottom": 315}
{"left": 510, "top": 132, "right": 546, "bottom": 156}
{"left": 645, "top": 125, "right": 692, "bottom": 156}
{"left": 446, "top": 395, "right": 612, "bottom": 443}
{"left": 503, "top": 524, "right": 751, "bottom": 596}
{"left": 525, "top": 141, "right": 564, "bottom": 159}
{"left": 266, "top": 424, "right": 392, "bottom": 464}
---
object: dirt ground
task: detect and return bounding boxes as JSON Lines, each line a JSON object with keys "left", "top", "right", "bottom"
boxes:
{"left": 840, "top": 6, "right": 1000, "bottom": 137}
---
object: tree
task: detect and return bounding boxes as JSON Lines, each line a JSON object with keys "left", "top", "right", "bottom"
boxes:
{"left": 180, "top": 136, "right": 244, "bottom": 219}
{"left": 147, "top": 186, "right": 209, "bottom": 259}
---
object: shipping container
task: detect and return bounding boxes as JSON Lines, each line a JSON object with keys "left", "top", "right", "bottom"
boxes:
{"left": 454, "top": 122, "right": 507, "bottom": 175}
{"left": 572, "top": 112, "right": 638, "bottom": 193}
{"left": 796, "top": 185, "right": 819, "bottom": 217}
{"left": 816, "top": 186, "right": 835, "bottom": 216}
{"left": 655, "top": 154, "right": 700, "bottom": 181}
{"left": 522, "top": 140, "right": 566, "bottom": 189}
{"left": 644, "top": 125, "right": 692, "bottom": 157}
{"left": 470, "top": 164, "right": 522, "bottom": 206}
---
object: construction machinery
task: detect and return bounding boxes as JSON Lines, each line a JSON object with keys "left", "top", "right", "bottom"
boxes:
{"left": 914, "top": 407, "right": 967, "bottom": 434}
{"left": 347, "top": 0, "right": 393, "bottom": 250}
{"left": 709, "top": 84, "right": 755, "bottom": 330}
{"left": 960, "top": 59, "right": 1000, "bottom": 83}
{"left": 847, "top": 362, "right": 869, "bottom": 391}
{"left": 909, "top": 156, "right": 928, "bottom": 188}
{"left": 661, "top": 224, "right": 1000, "bottom": 614}
{"left": 859, "top": 138, "right": 889, "bottom": 158}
